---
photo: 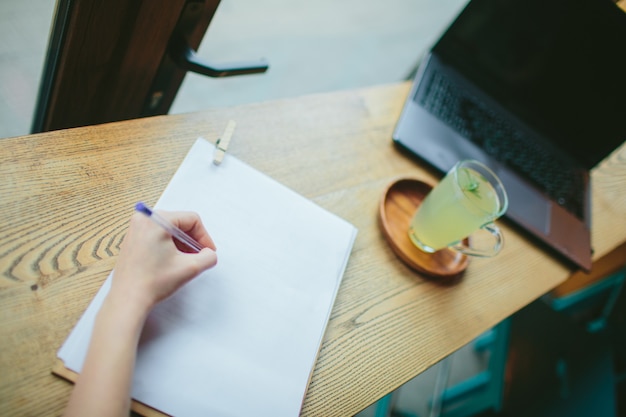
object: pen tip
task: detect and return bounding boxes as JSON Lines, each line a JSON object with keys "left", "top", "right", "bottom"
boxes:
{"left": 135, "top": 202, "right": 152, "bottom": 216}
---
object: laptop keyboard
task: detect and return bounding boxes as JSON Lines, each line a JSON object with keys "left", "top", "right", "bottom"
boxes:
{"left": 415, "top": 70, "right": 585, "bottom": 219}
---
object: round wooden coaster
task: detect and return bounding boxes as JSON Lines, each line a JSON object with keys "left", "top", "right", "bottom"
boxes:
{"left": 379, "top": 178, "right": 469, "bottom": 278}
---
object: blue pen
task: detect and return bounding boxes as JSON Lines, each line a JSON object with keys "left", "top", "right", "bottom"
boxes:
{"left": 135, "top": 202, "right": 204, "bottom": 253}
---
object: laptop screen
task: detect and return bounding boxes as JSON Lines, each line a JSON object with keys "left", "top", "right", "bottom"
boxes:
{"left": 432, "top": 0, "right": 626, "bottom": 168}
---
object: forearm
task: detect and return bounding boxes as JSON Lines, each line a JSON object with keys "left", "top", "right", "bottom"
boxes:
{"left": 63, "top": 211, "right": 217, "bottom": 416}
{"left": 64, "top": 292, "right": 149, "bottom": 417}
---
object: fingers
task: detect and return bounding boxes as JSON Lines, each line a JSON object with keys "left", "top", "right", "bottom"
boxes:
{"left": 111, "top": 209, "right": 219, "bottom": 312}
{"left": 158, "top": 210, "right": 217, "bottom": 251}
{"left": 196, "top": 247, "right": 218, "bottom": 271}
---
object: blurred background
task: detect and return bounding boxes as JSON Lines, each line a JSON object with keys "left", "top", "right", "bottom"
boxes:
{"left": 0, "top": 0, "right": 467, "bottom": 139}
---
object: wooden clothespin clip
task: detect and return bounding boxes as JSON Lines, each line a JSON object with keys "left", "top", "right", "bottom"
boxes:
{"left": 213, "top": 120, "right": 236, "bottom": 165}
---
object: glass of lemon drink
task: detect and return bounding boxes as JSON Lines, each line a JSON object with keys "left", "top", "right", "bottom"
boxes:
{"left": 409, "top": 160, "right": 508, "bottom": 257}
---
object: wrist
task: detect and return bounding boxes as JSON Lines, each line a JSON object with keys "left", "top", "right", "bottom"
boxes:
{"left": 100, "top": 287, "right": 152, "bottom": 337}
{"left": 108, "top": 269, "right": 160, "bottom": 317}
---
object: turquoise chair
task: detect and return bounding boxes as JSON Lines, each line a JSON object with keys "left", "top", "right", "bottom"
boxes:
{"left": 372, "top": 319, "right": 510, "bottom": 417}
{"left": 371, "top": 267, "right": 625, "bottom": 417}
{"left": 542, "top": 268, "right": 625, "bottom": 333}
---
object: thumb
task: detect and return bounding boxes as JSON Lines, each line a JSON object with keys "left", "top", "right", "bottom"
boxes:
{"left": 196, "top": 248, "right": 218, "bottom": 271}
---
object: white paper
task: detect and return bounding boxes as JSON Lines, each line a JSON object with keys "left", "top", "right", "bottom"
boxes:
{"left": 58, "top": 138, "right": 357, "bottom": 417}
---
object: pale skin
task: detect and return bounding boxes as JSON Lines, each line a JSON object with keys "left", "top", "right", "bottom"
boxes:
{"left": 64, "top": 211, "right": 218, "bottom": 417}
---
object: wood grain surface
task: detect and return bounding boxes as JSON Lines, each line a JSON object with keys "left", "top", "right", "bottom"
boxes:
{"left": 1, "top": 82, "right": 625, "bottom": 416}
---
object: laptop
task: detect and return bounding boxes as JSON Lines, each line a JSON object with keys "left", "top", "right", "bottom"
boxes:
{"left": 393, "top": 0, "right": 626, "bottom": 271}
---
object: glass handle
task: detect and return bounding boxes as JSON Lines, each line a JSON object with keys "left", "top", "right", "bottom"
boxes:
{"left": 451, "top": 223, "right": 504, "bottom": 257}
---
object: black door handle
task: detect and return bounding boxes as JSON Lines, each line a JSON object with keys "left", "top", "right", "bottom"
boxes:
{"left": 169, "top": 36, "right": 269, "bottom": 78}
{"left": 141, "top": 0, "right": 270, "bottom": 116}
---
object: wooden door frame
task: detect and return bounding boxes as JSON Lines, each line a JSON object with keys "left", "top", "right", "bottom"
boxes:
{"left": 32, "top": 0, "right": 220, "bottom": 133}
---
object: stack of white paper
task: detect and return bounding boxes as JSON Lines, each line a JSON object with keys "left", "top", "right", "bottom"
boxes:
{"left": 58, "top": 138, "right": 357, "bottom": 417}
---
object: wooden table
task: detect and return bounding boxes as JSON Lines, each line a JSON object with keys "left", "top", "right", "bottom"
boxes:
{"left": 1, "top": 82, "right": 625, "bottom": 416}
